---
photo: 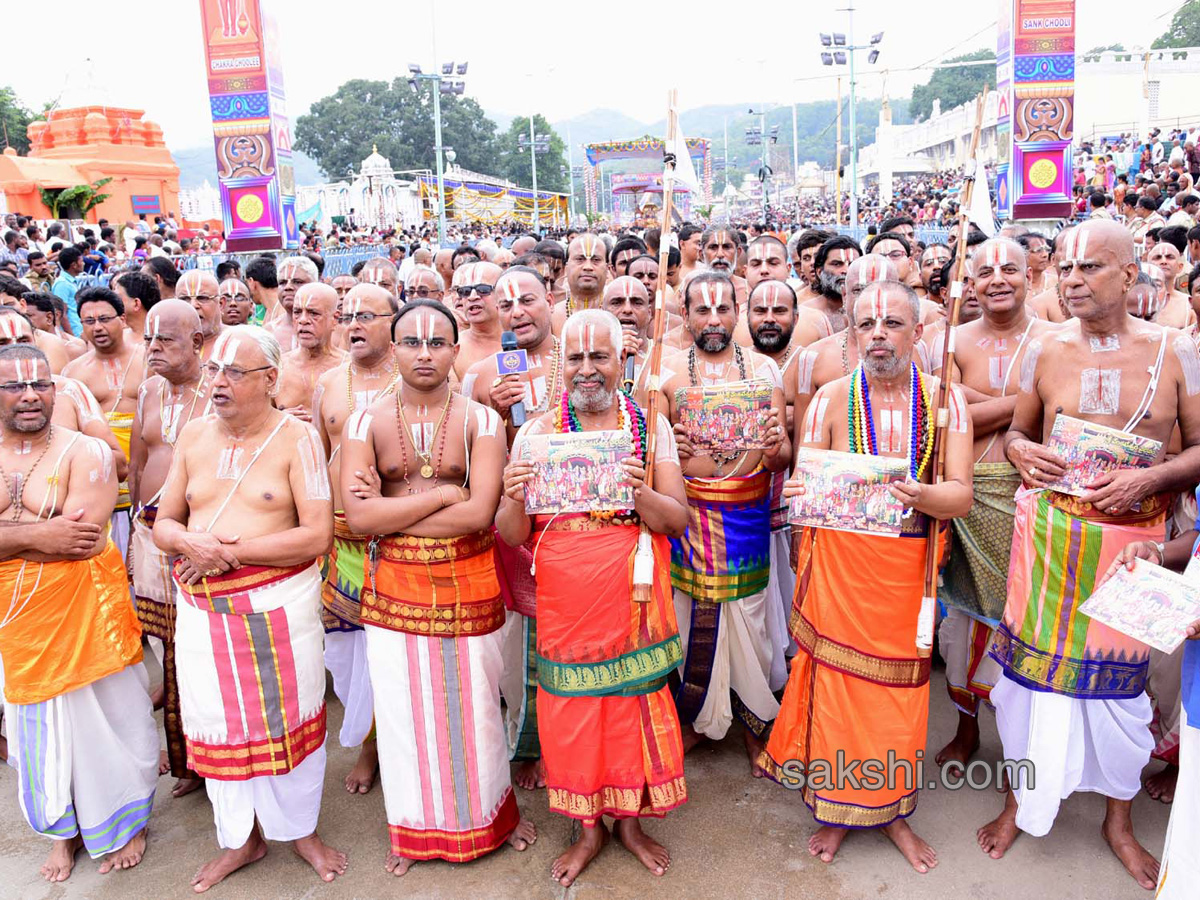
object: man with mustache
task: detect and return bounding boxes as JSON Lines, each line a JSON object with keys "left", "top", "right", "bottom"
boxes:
{"left": 176, "top": 270, "right": 227, "bottom": 363}
{"left": 790, "top": 229, "right": 834, "bottom": 304}
{"left": 602, "top": 275, "right": 655, "bottom": 406}
{"left": 497, "top": 309, "right": 689, "bottom": 887}
{"left": 218, "top": 277, "right": 254, "bottom": 327}
{"left": 62, "top": 286, "right": 142, "bottom": 562}
{"left": 763, "top": 280, "right": 973, "bottom": 875}
{"left": 466, "top": 266, "right": 564, "bottom": 790}
{"left": 699, "top": 227, "right": 753, "bottom": 344}
{"left": 313, "top": 284, "right": 400, "bottom": 796}
{"left": 0, "top": 344, "right": 158, "bottom": 883}
{"left": 934, "top": 239, "right": 1058, "bottom": 772}
{"left": 270, "top": 256, "right": 319, "bottom": 352}
{"left": 275, "top": 283, "right": 342, "bottom": 422}
{"left": 659, "top": 270, "right": 789, "bottom": 772}
{"left": 128, "top": 300, "right": 212, "bottom": 800}
{"left": 552, "top": 235, "right": 609, "bottom": 333}
{"left": 802, "top": 235, "right": 862, "bottom": 334}
{"left": 451, "top": 261, "right": 503, "bottom": 379}
{"left": 745, "top": 236, "right": 833, "bottom": 349}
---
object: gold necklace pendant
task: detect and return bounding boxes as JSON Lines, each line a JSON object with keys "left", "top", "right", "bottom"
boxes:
{"left": 420, "top": 463, "right": 434, "bottom": 479}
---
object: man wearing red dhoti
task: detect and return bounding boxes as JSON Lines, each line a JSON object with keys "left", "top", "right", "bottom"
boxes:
{"left": 761, "top": 281, "right": 973, "bottom": 874}
{"left": 499, "top": 309, "right": 691, "bottom": 887}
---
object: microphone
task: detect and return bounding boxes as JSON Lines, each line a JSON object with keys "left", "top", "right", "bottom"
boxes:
{"left": 624, "top": 349, "right": 636, "bottom": 390}
{"left": 500, "top": 331, "right": 526, "bottom": 427}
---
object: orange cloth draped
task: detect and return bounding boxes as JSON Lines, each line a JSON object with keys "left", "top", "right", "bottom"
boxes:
{"left": 761, "top": 527, "right": 940, "bottom": 828}
{"left": 533, "top": 517, "right": 687, "bottom": 823}
{"left": 0, "top": 541, "right": 143, "bottom": 704}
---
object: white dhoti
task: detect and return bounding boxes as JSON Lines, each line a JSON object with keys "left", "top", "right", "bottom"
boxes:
{"left": 938, "top": 607, "right": 1002, "bottom": 716}
{"left": 992, "top": 672, "right": 1153, "bottom": 836}
{"left": 324, "top": 629, "right": 374, "bottom": 748}
{"left": 673, "top": 588, "right": 780, "bottom": 741}
{"left": 206, "top": 743, "right": 326, "bottom": 847}
{"left": 498, "top": 608, "right": 539, "bottom": 761}
{"left": 1156, "top": 706, "right": 1199, "bottom": 898}
{"left": 367, "top": 625, "right": 519, "bottom": 860}
{"left": 765, "top": 531, "right": 794, "bottom": 692}
{"left": 5, "top": 665, "right": 158, "bottom": 857}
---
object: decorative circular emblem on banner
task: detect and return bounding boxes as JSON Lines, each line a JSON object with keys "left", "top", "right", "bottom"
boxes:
{"left": 1028, "top": 159, "right": 1058, "bottom": 190}
{"left": 236, "top": 193, "right": 265, "bottom": 224}
{"left": 499, "top": 352, "right": 522, "bottom": 373}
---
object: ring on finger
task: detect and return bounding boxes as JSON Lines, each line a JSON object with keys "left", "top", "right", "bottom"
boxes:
{"left": 1029, "top": 466, "right": 1038, "bottom": 478}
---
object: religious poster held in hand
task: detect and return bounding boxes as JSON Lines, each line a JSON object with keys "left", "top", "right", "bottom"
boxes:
{"left": 788, "top": 448, "right": 909, "bottom": 536}
{"left": 1042, "top": 414, "right": 1163, "bottom": 497}
{"left": 675, "top": 379, "right": 773, "bottom": 454}
{"left": 521, "top": 430, "right": 635, "bottom": 515}
{"left": 1080, "top": 558, "right": 1200, "bottom": 653}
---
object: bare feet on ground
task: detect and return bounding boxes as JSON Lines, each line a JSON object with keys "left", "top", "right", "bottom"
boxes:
{"left": 743, "top": 727, "right": 767, "bottom": 777}
{"left": 1143, "top": 763, "right": 1178, "bottom": 803}
{"left": 551, "top": 822, "right": 609, "bottom": 887}
{"left": 935, "top": 712, "right": 981, "bottom": 767}
{"left": 977, "top": 790, "right": 1020, "bottom": 860}
{"left": 882, "top": 819, "right": 938, "bottom": 874}
{"left": 41, "top": 835, "right": 83, "bottom": 882}
{"left": 172, "top": 776, "right": 204, "bottom": 798}
{"left": 384, "top": 853, "right": 415, "bottom": 876}
{"left": 680, "top": 724, "right": 705, "bottom": 754}
{"left": 508, "top": 818, "right": 538, "bottom": 851}
{"left": 808, "top": 825, "right": 848, "bottom": 863}
{"left": 99, "top": 828, "right": 148, "bottom": 874}
{"left": 293, "top": 832, "right": 348, "bottom": 883}
{"left": 614, "top": 818, "right": 670, "bottom": 876}
{"left": 514, "top": 757, "right": 546, "bottom": 790}
{"left": 1102, "top": 815, "right": 1160, "bottom": 890}
{"left": 191, "top": 830, "right": 267, "bottom": 893}
{"left": 344, "top": 739, "right": 378, "bottom": 794}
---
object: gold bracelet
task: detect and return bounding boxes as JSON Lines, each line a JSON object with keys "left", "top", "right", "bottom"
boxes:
{"left": 436, "top": 485, "right": 448, "bottom": 507}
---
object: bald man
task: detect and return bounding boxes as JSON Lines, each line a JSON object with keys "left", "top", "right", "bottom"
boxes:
{"left": 276, "top": 283, "right": 343, "bottom": 421}
{"left": 272, "top": 256, "right": 320, "bottom": 352}
{"left": 978, "top": 220, "right": 1200, "bottom": 891}
{"left": 451, "top": 261, "right": 504, "bottom": 379}
{"left": 744, "top": 236, "right": 832, "bottom": 349}
{"left": 553, "top": 235, "right": 609, "bottom": 333}
{"left": 128, "top": 299, "right": 212, "bottom": 798}
{"left": 1146, "top": 243, "right": 1196, "bottom": 330}
{"left": 176, "top": 269, "right": 226, "bottom": 363}
{"left": 434, "top": 249, "right": 455, "bottom": 289}
{"left": 601, "top": 275, "right": 656, "bottom": 406}
{"left": 510, "top": 235, "right": 537, "bottom": 257}
{"left": 359, "top": 257, "right": 400, "bottom": 302}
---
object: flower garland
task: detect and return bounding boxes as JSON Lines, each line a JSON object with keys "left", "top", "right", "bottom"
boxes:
{"left": 554, "top": 388, "right": 647, "bottom": 520}
{"left": 847, "top": 362, "right": 934, "bottom": 480}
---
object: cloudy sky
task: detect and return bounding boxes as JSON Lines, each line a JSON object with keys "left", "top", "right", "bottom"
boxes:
{"left": 3, "top": 0, "right": 1186, "bottom": 150}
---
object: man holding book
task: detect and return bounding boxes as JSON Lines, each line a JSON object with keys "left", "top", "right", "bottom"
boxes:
{"left": 497, "top": 308, "right": 690, "bottom": 887}
{"left": 762, "top": 279, "right": 973, "bottom": 874}
{"left": 659, "top": 269, "right": 789, "bottom": 772}
{"left": 977, "top": 219, "right": 1200, "bottom": 892}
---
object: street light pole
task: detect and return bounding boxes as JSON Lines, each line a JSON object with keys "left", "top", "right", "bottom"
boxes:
{"left": 529, "top": 116, "right": 539, "bottom": 234}
{"left": 432, "top": 84, "right": 448, "bottom": 246}
{"left": 567, "top": 125, "right": 575, "bottom": 223}
{"left": 847, "top": 4, "right": 859, "bottom": 227}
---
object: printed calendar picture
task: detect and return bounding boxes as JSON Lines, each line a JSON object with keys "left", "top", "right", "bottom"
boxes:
{"left": 675, "top": 379, "right": 774, "bottom": 454}
{"left": 1079, "top": 558, "right": 1200, "bottom": 653}
{"left": 788, "top": 448, "right": 909, "bottom": 536}
{"left": 522, "top": 429, "right": 635, "bottom": 515}
{"left": 1043, "top": 414, "right": 1162, "bottom": 497}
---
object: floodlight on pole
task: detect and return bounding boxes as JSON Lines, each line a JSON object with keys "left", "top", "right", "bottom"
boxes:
{"left": 820, "top": 33, "right": 832, "bottom": 46}
{"left": 441, "top": 62, "right": 453, "bottom": 75}
{"left": 408, "top": 63, "right": 422, "bottom": 74}
{"left": 868, "top": 49, "right": 880, "bottom": 64}
{"left": 871, "top": 31, "right": 884, "bottom": 44}
{"left": 456, "top": 62, "right": 468, "bottom": 75}
{"left": 833, "top": 33, "right": 846, "bottom": 45}
{"left": 821, "top": 52, "right": 833, "bottom": 65}
{"left": 834, "top": 51, "right": 847, "bottom": 65}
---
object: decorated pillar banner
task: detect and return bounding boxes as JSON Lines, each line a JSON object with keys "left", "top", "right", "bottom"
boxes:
{"left": 1007, "top": 0, "right": 1075, "bottom": 220}
{"left": 199, "top": 0, "right": 298, "bottom": 251}
{"left": 995, "top": 0, "right": 1014, "bottom": 220}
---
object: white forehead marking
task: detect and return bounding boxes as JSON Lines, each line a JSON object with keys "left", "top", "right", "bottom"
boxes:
{"left": 14, "top": 358, "right": 44, "bottom": 383}
{"left": 1063, "top": 229, "right": 1089, "bottom": 262}
{"left": 986, "top": 242, "right": 1009, "bottom": 268}
{"left": 501, "top": 279, "right": 521, "bottom": 303}
{"left": 750, "top": 243, "right": 770, "bottom": 263}
{"left": 212, "top": 333, "right": 242, "bottom": 366}
{"left": 713, "top": 282, "right": 725, "bottom": 307}
{"left": 621, "top": 279, "right": 636, "bottom": 300}
{"left": 0, "top": 317, "right": 21, "bottom": 340}
{"left": 146, "top": 312, "right": 161, "bottom": 338}
{"left": 586, "top": 324, "right": 596, "bottom": 353}
{"left": 699, "top": 281, "right": 712, "bottom": 309}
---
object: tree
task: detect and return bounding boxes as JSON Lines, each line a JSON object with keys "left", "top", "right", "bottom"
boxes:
{"left": 495, "top": 115, "right": 568, "bottom": 193}
{"left": 38, "top": 178, "right": 113, "bottom": 219}
{"left": 0, "top": 86, "right": 34, "bottom": 154}
{"left": 908, "top": 49, "right": 994, "bottom": 121}
{"left": 1152, "top": 0, "right": 1200, "bottom": 48}
{"left": 295, "top": 78, "right": 499, "bottom": 181}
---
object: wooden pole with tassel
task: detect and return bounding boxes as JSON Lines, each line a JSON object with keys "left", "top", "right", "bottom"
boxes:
{"left": 631, "top": 88, "right": 681, "bottom": 602}
{"left": 915, "top": 87, "right": 988, "bottom": 655}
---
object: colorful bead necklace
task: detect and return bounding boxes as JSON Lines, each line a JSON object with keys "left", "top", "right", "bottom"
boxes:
{"left": 554, "top": 388, "right": 647, "bottom": 520}
{"left": 847, "top": 362, "right": 934, "bottom": 480}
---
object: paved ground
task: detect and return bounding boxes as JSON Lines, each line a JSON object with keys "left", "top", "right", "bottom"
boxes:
{"left": 0, "top": 658, "right": 1172, "bottom": 900}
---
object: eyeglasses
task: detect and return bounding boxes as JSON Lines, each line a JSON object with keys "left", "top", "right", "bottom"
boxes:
{"left": 338, "top": 311, "right": 386, "bottom": 325}
{"left": 80, "top": 314, "right": 120, "bottom": 327}
{"left": 201, "top": 363, "right": 273, "bottom": 382}
{"left": 0, "top": 380, "right": 53, "bottom": 394}
{"left": 454, "top": 284, "right": 495, "bottom": 298}
{"left": 407, "top": 286, "right": 439, "bottom": 298}
{"left": 880, "top": 249, "right": 909, "bottom": 261}
{"left": 180, "top": 294, "right": 217, "bottom": 304}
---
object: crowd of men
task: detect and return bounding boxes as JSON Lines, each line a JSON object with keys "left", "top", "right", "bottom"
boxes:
{"left": 0, "top": 202, "right": 1197, "bottom": 899}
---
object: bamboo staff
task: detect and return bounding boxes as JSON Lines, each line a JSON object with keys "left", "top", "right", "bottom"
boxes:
{"left": 632, "top": 88, "right": 681, "bottom": 602}
{"left": 916, "top": 88, "right": 988, "bottom": 655}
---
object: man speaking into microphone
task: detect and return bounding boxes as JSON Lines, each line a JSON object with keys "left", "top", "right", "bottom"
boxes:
{"left": 601, "top": 275, "right": 656, "bottom": 406}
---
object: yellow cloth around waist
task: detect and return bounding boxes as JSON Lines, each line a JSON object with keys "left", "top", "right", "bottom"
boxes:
{"left": 106, "top": 411, "right": 134, "bottom": 509}
{"left": 0, "top": 540, "right": 142, "bottom": 704}
{"left": 360, "top": 530, "right": 505, "bottom": 637}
